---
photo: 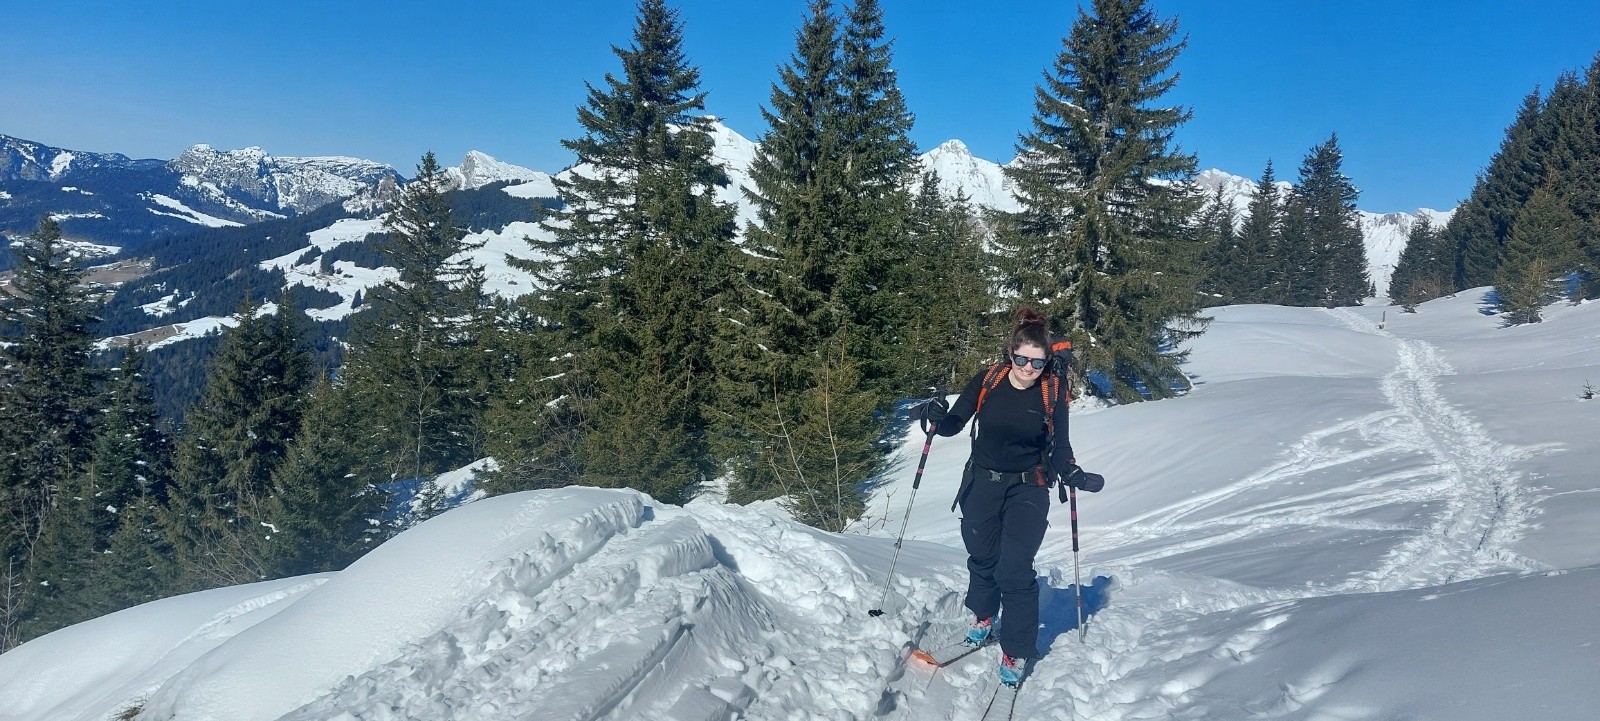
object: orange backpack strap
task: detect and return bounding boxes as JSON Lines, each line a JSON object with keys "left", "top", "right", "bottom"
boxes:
{"left": 970, "top": 362, "right": 1010, "bottom": 439}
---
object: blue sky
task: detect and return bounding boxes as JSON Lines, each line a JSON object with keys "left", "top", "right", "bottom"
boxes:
{"left": 2, "top": 1, "right": 1596, "bottom": 212}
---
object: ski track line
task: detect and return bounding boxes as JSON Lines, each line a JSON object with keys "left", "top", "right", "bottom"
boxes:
{"left": 1326, "top": 307, "right": 1544, "bottom": 589}
{"left": 973, "top": 308, "right": 1550, "bottom": 721}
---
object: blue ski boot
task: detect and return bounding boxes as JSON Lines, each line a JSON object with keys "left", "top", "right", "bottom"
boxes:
{"left": 998, "top": 652, "right": 1025, "bottom": 687}
{"left": 965, "top": 616, "right": 993, "bottom": 646}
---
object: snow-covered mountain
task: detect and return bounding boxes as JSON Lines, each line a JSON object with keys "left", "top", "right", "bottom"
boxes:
{"left": 919, "top": 138, "right": 1022, "bottom": 213}
{"left": 6, "top": 291, "right": 1597, "bottom": 720}
{"left": 168, "top": 144, "right": 397, "bottom": 217}
{"left": 0, "top": 134, "right": 402, "bottom": 256}
{"left": 442, "top": 150, "right": 553, "bottom": 193}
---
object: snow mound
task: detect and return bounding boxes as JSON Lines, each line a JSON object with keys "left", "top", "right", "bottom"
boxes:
{"left": 0, "top": 488, "right": 968, "bottom": 721}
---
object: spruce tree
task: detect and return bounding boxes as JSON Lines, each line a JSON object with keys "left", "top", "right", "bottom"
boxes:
{"left": 1196, "top": 184, "right": 1239, "bottom": 306}
{"left": 508, "top": 0, "right": 740, "bottom": 503}
{"left": 1389, "top": 215, "right": 1456, "bottom": 311}
{"left": 342, "top": 152, "right": 489, "bottom": 516}
{"left": 992, "top": 0, "right": 1206, "bottom": 402}
{"left": 260, "top": 377, "right": 383, "bottom": 577}
{"left": 1496, "top": 185, "right": 1581, "bottom": 324}
{"left": 899, "top": 171, "right": 999, "bottom": 391}
{"left": 17, "top": 469, "right": 98, "bottom": 637}
{"left": 833, "top": 0, "right": 919, "bottom": 394}
{"left": 1447, "top": 89, "right": 1546, "bottom": 290}
{"left": 1280, "top": 135, "right": 1369, "bottom": 307}
{"left": 163, "top": 298, "right": 310, "bottom": 590}
{"left": 1236, "top": 161, "right": 1283, "bottom": 304}
{"left": 0, "top": 216, "right": 102, "bottom": 648}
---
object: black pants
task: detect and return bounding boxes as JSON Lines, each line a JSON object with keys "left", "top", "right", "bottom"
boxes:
{"left": 958, "top": 461, "right": 1050, "bottom": 659}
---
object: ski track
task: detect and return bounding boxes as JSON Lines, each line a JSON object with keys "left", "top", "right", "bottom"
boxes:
{"left": 886, "top": 307, "right": 1546, "bottom": 720}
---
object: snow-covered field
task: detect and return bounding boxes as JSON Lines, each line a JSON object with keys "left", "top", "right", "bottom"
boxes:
{"left": 3, "top": 291, "right": 1597, "bottom": 721}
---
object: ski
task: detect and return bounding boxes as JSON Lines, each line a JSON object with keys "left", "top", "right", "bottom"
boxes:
{"left": 908, "top": 637, "right": 995, "bottom": 668}
{"left": 979, "top": 679, "right": 1021, "bottom": 721}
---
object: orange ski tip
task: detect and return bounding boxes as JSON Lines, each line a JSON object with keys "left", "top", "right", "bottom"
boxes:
{"left": 910, "top": 649, "right": 938, "bottom": 666}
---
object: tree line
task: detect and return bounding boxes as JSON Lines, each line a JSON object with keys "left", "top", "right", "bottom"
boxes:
{"left": 1391, "top": 54, "right": 1600, "bottom": 322}
{"left": 2, "top": 0, "right": 1353, "bottom": 647}
{"left": 1197, "top": 136, "right": 1373, "bottom": 311}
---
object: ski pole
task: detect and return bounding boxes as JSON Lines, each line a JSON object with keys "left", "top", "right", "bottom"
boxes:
{"left": 1069, "top": 484, "right": 1085, "bottom": 641}
{"left": 868, "top": 412, "right": 939, "bottom": 617}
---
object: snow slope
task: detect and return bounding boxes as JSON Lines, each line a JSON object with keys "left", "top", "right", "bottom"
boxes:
{"left": 4, "top": 294, "right": 1598, "bottom": 721}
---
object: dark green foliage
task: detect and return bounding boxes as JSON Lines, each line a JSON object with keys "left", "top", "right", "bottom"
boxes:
{"left": 259, "top": 377, "right": 383, "bottom": 577}
{"left": 17, "top": 469, "right": 99, "bottom": 638}
{"left": 162, "top": 297, "right": 311, "bottom": 590}
{"left": 1196, "top": 185, "right": 1239, "bottom": 306}
{"left": 87, "top": 348, "right": 177, "bottom": 615}
{"left": 1439, "top": 64, "right": 1600, "bottom": 298}
{"left": 1277, "top": 135, "right": 1370, "bottom": 307}
{"left": 504, "top": 0, "right": 740, "bottom": 504}
{"left": 992, "top": 0, "right": 1206, "bottom": 402}
{"left": 899, "top": 172, "right": 1001, "bottom": 392}
{"left": 446, "top": 181, "right": 554, "bottom": 232}
{"left": 1233, "top": 162, "right": 1283, "bottom": 304}
{"left": 722, "top": 0, "right": 921, "bottom": 526}
{"left": 0, "top": 216, "right": 102, "bottom": 649}
{"left": 1496, "top": 185, "right": 1582, "bottom": 324}
{"left": 340, "top": 153, "right": 492, "bottom": 517}
{"left": 1389, "top": 215, "right": 1453, "bottom": 311}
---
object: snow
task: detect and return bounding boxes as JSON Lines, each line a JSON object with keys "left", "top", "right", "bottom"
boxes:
{"left": 501, "top": 176, "right": 559, "bottom": 200}
{"left": 145, "top": 194, "right": 245, "bottom": 228}
{"left": 139, "top": 292, "right": 188, "bottom": 317}
{"left": 4, "top": 281, "right": 1596, "bottom": 716}
{"left": 50, "top": 151, "right": 75, "bottom": 178}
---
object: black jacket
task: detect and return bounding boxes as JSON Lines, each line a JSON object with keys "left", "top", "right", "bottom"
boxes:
{"left": 933, "top": 366, "right": 1073, "bottom": 477}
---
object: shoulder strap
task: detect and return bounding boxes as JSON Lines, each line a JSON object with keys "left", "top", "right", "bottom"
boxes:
{"left": 970, "top": 362, "right": 1010, "bottom": 439}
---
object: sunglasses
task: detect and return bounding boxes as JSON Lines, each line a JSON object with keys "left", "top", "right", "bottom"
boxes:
{"left": 1011, "top": 353, "right": 1048, "bottom": 370}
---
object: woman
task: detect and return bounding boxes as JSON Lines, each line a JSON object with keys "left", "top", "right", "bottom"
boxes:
{"left": 917, "top": 307, "right": 1103, "bottom": 687}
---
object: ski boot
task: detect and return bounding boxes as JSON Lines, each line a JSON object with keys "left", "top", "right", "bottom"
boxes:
{"left": 965, "top": 616, "right": 993, "bottom": 646}
{"left": 998, "top": 652, "right": 1025, "bottom": 687}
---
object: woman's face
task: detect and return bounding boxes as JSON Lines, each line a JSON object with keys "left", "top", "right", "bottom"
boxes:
{"left": 1009, "top": 342, "right": 1047, "bottom": 382}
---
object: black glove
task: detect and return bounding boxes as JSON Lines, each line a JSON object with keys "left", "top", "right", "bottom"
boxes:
{"left": 916, "top": 397, "right": 949, "bottom": 423}
{"left": 1059, "top": 464, "right": 1105, "bottom": 493}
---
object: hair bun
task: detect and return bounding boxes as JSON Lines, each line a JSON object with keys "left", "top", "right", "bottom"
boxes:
{"left": 1011, "top": 306, "right": 1048, "bottom": 329}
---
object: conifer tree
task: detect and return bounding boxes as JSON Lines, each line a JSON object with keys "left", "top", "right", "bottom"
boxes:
{"left": 720, "top": 0, "right": 920, "bottom": 525}
{"left": 1235, "top": 161, "right": 1283, "bottom": 304}
{"left": 509, "top": 0, "right": 740, "bottom": 503}
{"left": 95, "top": 488, "right": 174, "bottom": 612}
{"left": 1389, "top": 215, "right": 1455, "bottom": 310}
{"left": 80, "top": 347, "right": 174, "bottom": 615}
{"left": 833, "top": 0, "right": 920, "bottom": 394}
{"left": 1279, "top": 135, "right": 1369, "bottom": 307}
{"left": 260, "top": 376, "right": 382, "bottom": 577}
{"left": 1496, "top": 185, "right": 1582, "bottom": 324}
{"left": 1447, "top": 89, "right": 1546, "bottom": 290}
{"left": 992, "top": 0, "right": 1206, "bottom": 402}
{"left": 163, "top": 298, "right": 310, "bottom": 590}
{"left": 0, "top": 216, "right": 102, "bottom": 649}
{"left": 17, "top": 469, "right": 98, "bottom": 637}
{"left": 1196, "top": 185, "right": 1238, "bottom": 306}
{"left": 899, "top": 171, "right": 999, "bottom": 391}
{"left": 15, "top": 349, "right": 166, "bottom": 636}
{"left": 341, "top": 153, "right": 490, "bottom": 516}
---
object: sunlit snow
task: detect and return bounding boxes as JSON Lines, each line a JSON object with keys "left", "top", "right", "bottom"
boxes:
{"left": 2, "top": 290, "right": 1596, "bottom": 720}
